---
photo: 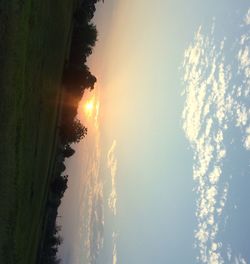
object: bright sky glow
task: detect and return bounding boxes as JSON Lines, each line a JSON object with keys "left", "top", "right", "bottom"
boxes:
{"left": 85, "top": 100, "right": 94, "bottom": 115}
{"left": 77, "top": 90, "right": 100, "bottom": 127}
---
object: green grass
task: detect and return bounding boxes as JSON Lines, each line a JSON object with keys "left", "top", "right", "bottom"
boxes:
{"left": 0, "top": 0, "right": 77, "bottom": 263}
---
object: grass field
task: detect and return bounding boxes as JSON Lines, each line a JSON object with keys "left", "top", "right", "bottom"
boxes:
{"left": 0, "top": 1, "right": 77, "bottom": 263}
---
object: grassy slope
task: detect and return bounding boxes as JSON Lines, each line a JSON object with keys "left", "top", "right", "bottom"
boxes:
{"left": 0, "top": 0, "right": 77, "bottom": 263}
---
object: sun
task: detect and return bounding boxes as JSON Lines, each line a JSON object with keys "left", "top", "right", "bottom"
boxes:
{"left": 85, "top": 101, "right": 94, "bottom": 112}
{"left": 84, "top": 100, "right": 94, "bottom": 117}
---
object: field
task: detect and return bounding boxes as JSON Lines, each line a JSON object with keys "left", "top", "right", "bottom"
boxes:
{"left": 0, "top": 0, "right": 76, "bottom": 263}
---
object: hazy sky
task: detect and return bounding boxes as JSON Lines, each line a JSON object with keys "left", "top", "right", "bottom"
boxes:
{"left": 59, "top": 1, "right": 250, "bottom": 264}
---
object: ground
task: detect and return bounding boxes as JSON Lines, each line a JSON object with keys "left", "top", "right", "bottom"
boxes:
{"left": 0, "top": 0, "right": 76, "bottom": 263}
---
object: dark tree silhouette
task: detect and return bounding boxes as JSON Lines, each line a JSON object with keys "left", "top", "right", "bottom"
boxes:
{"left": 74, "top": 0, "right": 103, "bottom": 23}
{"left": 63, "top": 64, "right": 97, "bottom": 90}
{"left": 70, "top": 119, "right": 88, "bottom": 143}
{"left": 67, "top": 23, "right": 97, "bottom": 68}
{"left": 60, "top": 119, "right": 87, "bottom": 145}
{"left": 38, "top": 1, "right": 101, "bottom": 263}
{"left": 51, "top": 175, "right": 68, "bottom": 198}
{"left": 63, "top": 144, "right": 75, "bottom": 158}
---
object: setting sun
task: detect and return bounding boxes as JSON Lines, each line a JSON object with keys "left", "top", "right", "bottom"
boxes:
{"left": 84, "top": 99, "right": 94, "bottom": 117}
{"left": 85, "top": 101, "right": 94, "bottom": 111}
{"left": 77, "top": 89, "right": 100, "bottom": 123}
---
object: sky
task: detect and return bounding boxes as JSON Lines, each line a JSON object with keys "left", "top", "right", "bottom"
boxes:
{"left": 58, "top": 1, "right": 250, "bottom": 264}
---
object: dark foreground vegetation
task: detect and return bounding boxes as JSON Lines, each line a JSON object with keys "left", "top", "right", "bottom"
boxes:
{"left": 0, "top": 0, "right": 100, "bottom": 263}
{"left": 39, "top": 1, "right": 101, "bottom": 263}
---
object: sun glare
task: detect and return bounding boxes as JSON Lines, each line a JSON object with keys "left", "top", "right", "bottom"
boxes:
{"left": 77, "top": 91, "right": 100, "bottom": 126}
{"left": 84, "top": 100, "right": 94, "bottom": 117}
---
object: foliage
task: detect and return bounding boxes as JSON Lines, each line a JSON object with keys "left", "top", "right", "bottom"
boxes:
{"left": 63, "top": 64, "right": 97, "bottom": 91}
{"left": 74, "top": 0, "right": 103, "bottom": 24}
{"left": 60, "top": 118, "right": 88, "bottom": 145}
{"left": 63, "top": 144, "right": 75, "bottom": 158}
{"left": 51, "top": 175, "right": 68, "bottom": 197}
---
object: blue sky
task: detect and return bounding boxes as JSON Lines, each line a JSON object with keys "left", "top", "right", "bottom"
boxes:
{"left": 58, "top": 1, "right": 250, "bottom": 263}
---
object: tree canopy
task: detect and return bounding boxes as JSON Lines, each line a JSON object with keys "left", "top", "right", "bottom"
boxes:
{"left": 60, "top": 118, "right": 87, "bottom": 145}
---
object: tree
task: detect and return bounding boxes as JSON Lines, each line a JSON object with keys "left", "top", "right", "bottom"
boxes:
{"left": 83, "top": 23, "right": 98, "bottom": 48}
{"left": 83, "top": 70, "right": 97, "bottom": 90}
{"left": 63, "top": 64, "right": 97, "bottom": 90}
{"left": 68, "top": 23, "right": 97, "bottom": 68}
{"left": 60, "top": 118, "right": 87, "bottom": 145}
{"left": 70, "top": 119, "right": 88, "bottom": 143}
{"left": 48, "top": 234, "right": 63, "bottom": 248}
{"left": 63, "top": 144, "right": 75, "bottom": 158}
{"left": 51, "top": 175, "right": 68, "bottom": 197}
{"left": 75, "top": 0, "right": 103, "bottom": 23}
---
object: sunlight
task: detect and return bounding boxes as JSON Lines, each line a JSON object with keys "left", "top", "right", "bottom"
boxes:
{"left": 77, "top": 87, "right": 101, "bottom": 129}
{"left": 84, "top": 99, "right": 94, "bottom": 117}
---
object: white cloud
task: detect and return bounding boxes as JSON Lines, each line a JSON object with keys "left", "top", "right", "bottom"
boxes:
{"left": 107, "top": 140, "right": 118, "bottom": 216}
{"left": 226, "top": 246, "right": 232, "bottom": 261}
{"left": 235, "top": 255, "right": 247, "bottom": 264}
{"left": 182, "top": 10, "right": 250, "bottom": 263}
{"left": 236, "top": 20, "right": 250, "bottom": 152}
{"left": 182, "top": 26, "right": 228, "bottom": 262}
{"left": 244, "top": 126, "right": 250, "bottom": 150}
{"left": 112, "top": 251, "right": 117, "bottom": 264}
{"left": 236, "top": 105, "right": 248, "bottom": 127}
{"left": 244, "top": 8, "right": 250, "bottom": 25}
{"left": 112, "top": 232, "right": 118, "bottom": 264}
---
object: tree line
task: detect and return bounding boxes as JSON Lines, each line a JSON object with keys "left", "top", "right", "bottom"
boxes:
{"left": 38, "top": 1, "right": 101, "bottom": 263}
